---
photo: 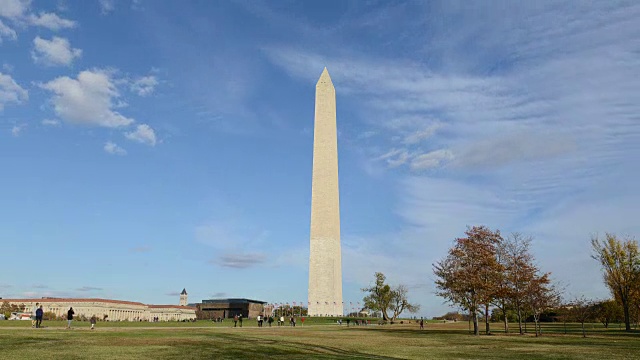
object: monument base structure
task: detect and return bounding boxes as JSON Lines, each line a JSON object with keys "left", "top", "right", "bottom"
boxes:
{"left": 307, "top": 68, "right": 343, "bottom": 317}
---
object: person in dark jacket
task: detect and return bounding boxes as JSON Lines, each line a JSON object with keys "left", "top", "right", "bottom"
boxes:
{"left": 35, "top": 306, "right": 43, "bottom": 328}
{"left": 67, "top": 307, "right": 75, "bottom": 329}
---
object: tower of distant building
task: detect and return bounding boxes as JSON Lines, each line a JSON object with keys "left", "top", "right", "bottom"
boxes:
{"left": 179, "top": 288, "right": 188, "bottom": 306}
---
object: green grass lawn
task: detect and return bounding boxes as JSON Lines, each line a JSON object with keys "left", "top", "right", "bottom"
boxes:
{"left": 0, "top": 321, "right": 638, "bottom": 359}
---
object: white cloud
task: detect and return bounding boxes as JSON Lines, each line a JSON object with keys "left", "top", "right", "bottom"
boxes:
{"left": 376, "top": 148, "right": 410, "bottom": 168}
{"left": 40, "top": 69, "right": 134, "bottom": 127}
{"left": 130, "top": 75, "right": 158, "bottom": 96}
{"left": 0, "top": 0, "right": 28, "bottom": 18}
{"left": 0, "top": 1, "right": 75, "bottom": 30}
{"left": 410, "top": 149, "right": 454, "bottom": 170}
{"left": 104, "top": 141, "right": 126, "bottom": 155}
{"left": 451, "top": 132, "right": 576, "bottom": 169}
{"left": 2, "top": 63, "right": 14, "bottom": 72}
{"left": 0, "top": 71, "right": 28, "bottom": 110}
{"left": 403, "top": 123, "right": 441, "bottom": 145}
{"left": 32, "top": 36, "right": 82, "bottom": 66}
{"left": 11, "top": 124, "right": 25, "bottom": 137}
{"left": 41, "top": 119, "right": 60, "bottom": 126}
{"left": 125, "top": 123, "right": 156, "bottom": 146}
{"left": 0, "top": 19, "right": 16, "bottom": 42}
{"left": 99, "top": 0, "right": 115, "bottom": 14}
{"left": 27, "top": 12, "right": 75, "bottom": 30}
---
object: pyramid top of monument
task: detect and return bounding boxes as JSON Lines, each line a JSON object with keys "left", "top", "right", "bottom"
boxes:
{"left": 317, "top": 67, "right": 333, "bottom": 86}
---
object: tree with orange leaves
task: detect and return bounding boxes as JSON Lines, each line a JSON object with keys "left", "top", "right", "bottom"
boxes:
{"left": 434, "top": 226, "right": 503, "bottom": 335}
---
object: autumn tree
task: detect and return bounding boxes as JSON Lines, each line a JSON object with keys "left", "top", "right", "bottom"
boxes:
{"left": 524, "top": 272, "right": 560, "bottom": 337}
{"left": 501, "top": 233, "right": 540, "bottom": 335}
{"left": 388, "top": 285, "right": 420, "bottom": 321}
{"left": 593, "top": 299, "right": 623, "bottom": 328}
{"left": 570, "top": 296, "right": 595, "bottom": 338}
{"left": 591, "top": 233, "right": 640, "bottom": 331}
{"left": 492, "top": 234, "right": 514, "bottom": 333}
{"left": 434, "top": 226, "right": 503, "bottom": 335}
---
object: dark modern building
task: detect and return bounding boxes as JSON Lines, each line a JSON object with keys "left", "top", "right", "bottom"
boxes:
{"left": 195, "top": 298, "right": 266, "bottom": 320}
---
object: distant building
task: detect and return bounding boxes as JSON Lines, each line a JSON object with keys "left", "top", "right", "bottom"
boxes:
{"left": 196, "top": 298, "right": 266, "bottom": 320}
{"left": 2, "top": 290, "right": 196, "bottom": 321}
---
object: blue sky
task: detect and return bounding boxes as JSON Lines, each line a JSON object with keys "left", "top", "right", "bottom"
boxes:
{"left": 1, "top": 0, "right": 639, "bottom": 317}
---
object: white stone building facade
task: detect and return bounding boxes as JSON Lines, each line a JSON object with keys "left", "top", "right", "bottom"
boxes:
{"left": 2, "top": 298, "right": 196, "bottom": 321}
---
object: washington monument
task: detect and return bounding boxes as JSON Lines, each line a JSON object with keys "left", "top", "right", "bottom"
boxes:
{"left": 308, "top": 68, "right": 343, "bottom": 316}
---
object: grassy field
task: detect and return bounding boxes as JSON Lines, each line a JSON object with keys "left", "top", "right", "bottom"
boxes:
{"left": 1, "top": 320, "right": 638, "bottom": 359}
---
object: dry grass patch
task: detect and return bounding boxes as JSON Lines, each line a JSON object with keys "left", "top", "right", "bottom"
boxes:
{"left": 1, "top": 323, "right": 639, "bottom": 359}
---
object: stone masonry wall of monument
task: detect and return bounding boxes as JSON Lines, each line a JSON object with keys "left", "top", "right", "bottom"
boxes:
{"left": 308, "top": 68, "right": 343, "bottom": 316}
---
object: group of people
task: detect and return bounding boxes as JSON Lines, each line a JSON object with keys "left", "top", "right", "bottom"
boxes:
{"left": 232, "top": 314, "right": 243, "bottom": 327}
{"left": 275, "top": 316, "right": 298, "bottom": 326}
{"left": 230, "top": 314, "right": 300, "bottom": 327}
{"left": 256, "top": 315, "right": 277, "bottom": 327}
{"left": 29, "top": 304, "right": 96, "bottom": 330}
{"left": 30, "top": 303, "right": 43, "bottom": 328}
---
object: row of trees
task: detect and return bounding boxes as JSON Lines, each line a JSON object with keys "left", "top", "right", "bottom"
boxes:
{"left": 432, "top": 227, "right": 640, "bottom": 335}
{"left": 433, "top": 226, "right": 559, "bottom": 336}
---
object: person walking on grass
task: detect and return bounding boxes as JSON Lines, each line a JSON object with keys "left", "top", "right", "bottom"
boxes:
{"left": 90, "top": 315, "right": 97, "bottom": 330}
{"left": 67, "top": 307, "right": 75, "bottom": 329}
{"left": 233, "top": 315, "right": 238, "bottom": 327}
{"left": 31, "top": 302, "right": 39, "bottom": 328}
{"left": 239, "top": 314, "right": 243, "bottom": 327}
{"left": 419, "top": 318, "right": 424, "bottom": 330}
{"left": 35, "top": 306, "right": 43, "bottom": 328}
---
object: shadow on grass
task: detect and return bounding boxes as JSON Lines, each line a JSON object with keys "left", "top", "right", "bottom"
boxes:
{"left": 203, "top": 332, "right": 399, "bottom": 359}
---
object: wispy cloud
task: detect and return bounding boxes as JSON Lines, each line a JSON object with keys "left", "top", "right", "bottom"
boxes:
{"left": 125, "top": 124, "right": 157, "bottom": 146}
{"left": 0, "top": 1, "right": 76, "bottom": 31}
{"left": 99, "top": 0, "right": 115, "bottom": 15}
{"left": 196, "top": 217, "right": 272, "bottom": 269}
{"left": 130, "top": 75, "right": 158, "bottom": 97}
{"left": 129, "top": 245, "right": 152, "bottom": 253}
{"left": 0, "top": 19, "right": 16, "bottom": 42}
{"left": 0, "top": 71, "right": 28, "bottom": 111}
{"left": 104, "top": 141, "right": 127, "bottom": 155}
{"left": 41, "top": 119, "right": 60, "bottom": 126}
{"left": 11, "top": 124, "right": 25, "bottom": 137}
{"left": 211, "top": 253, "right": 267, "bottom": 269}
{"left": 76, "top": 286, "right": 102, "bottom": 292}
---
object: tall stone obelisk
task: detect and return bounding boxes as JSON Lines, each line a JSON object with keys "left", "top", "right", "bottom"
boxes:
{"left": 308, "top": 68, "right": 343, "bottom": 317}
